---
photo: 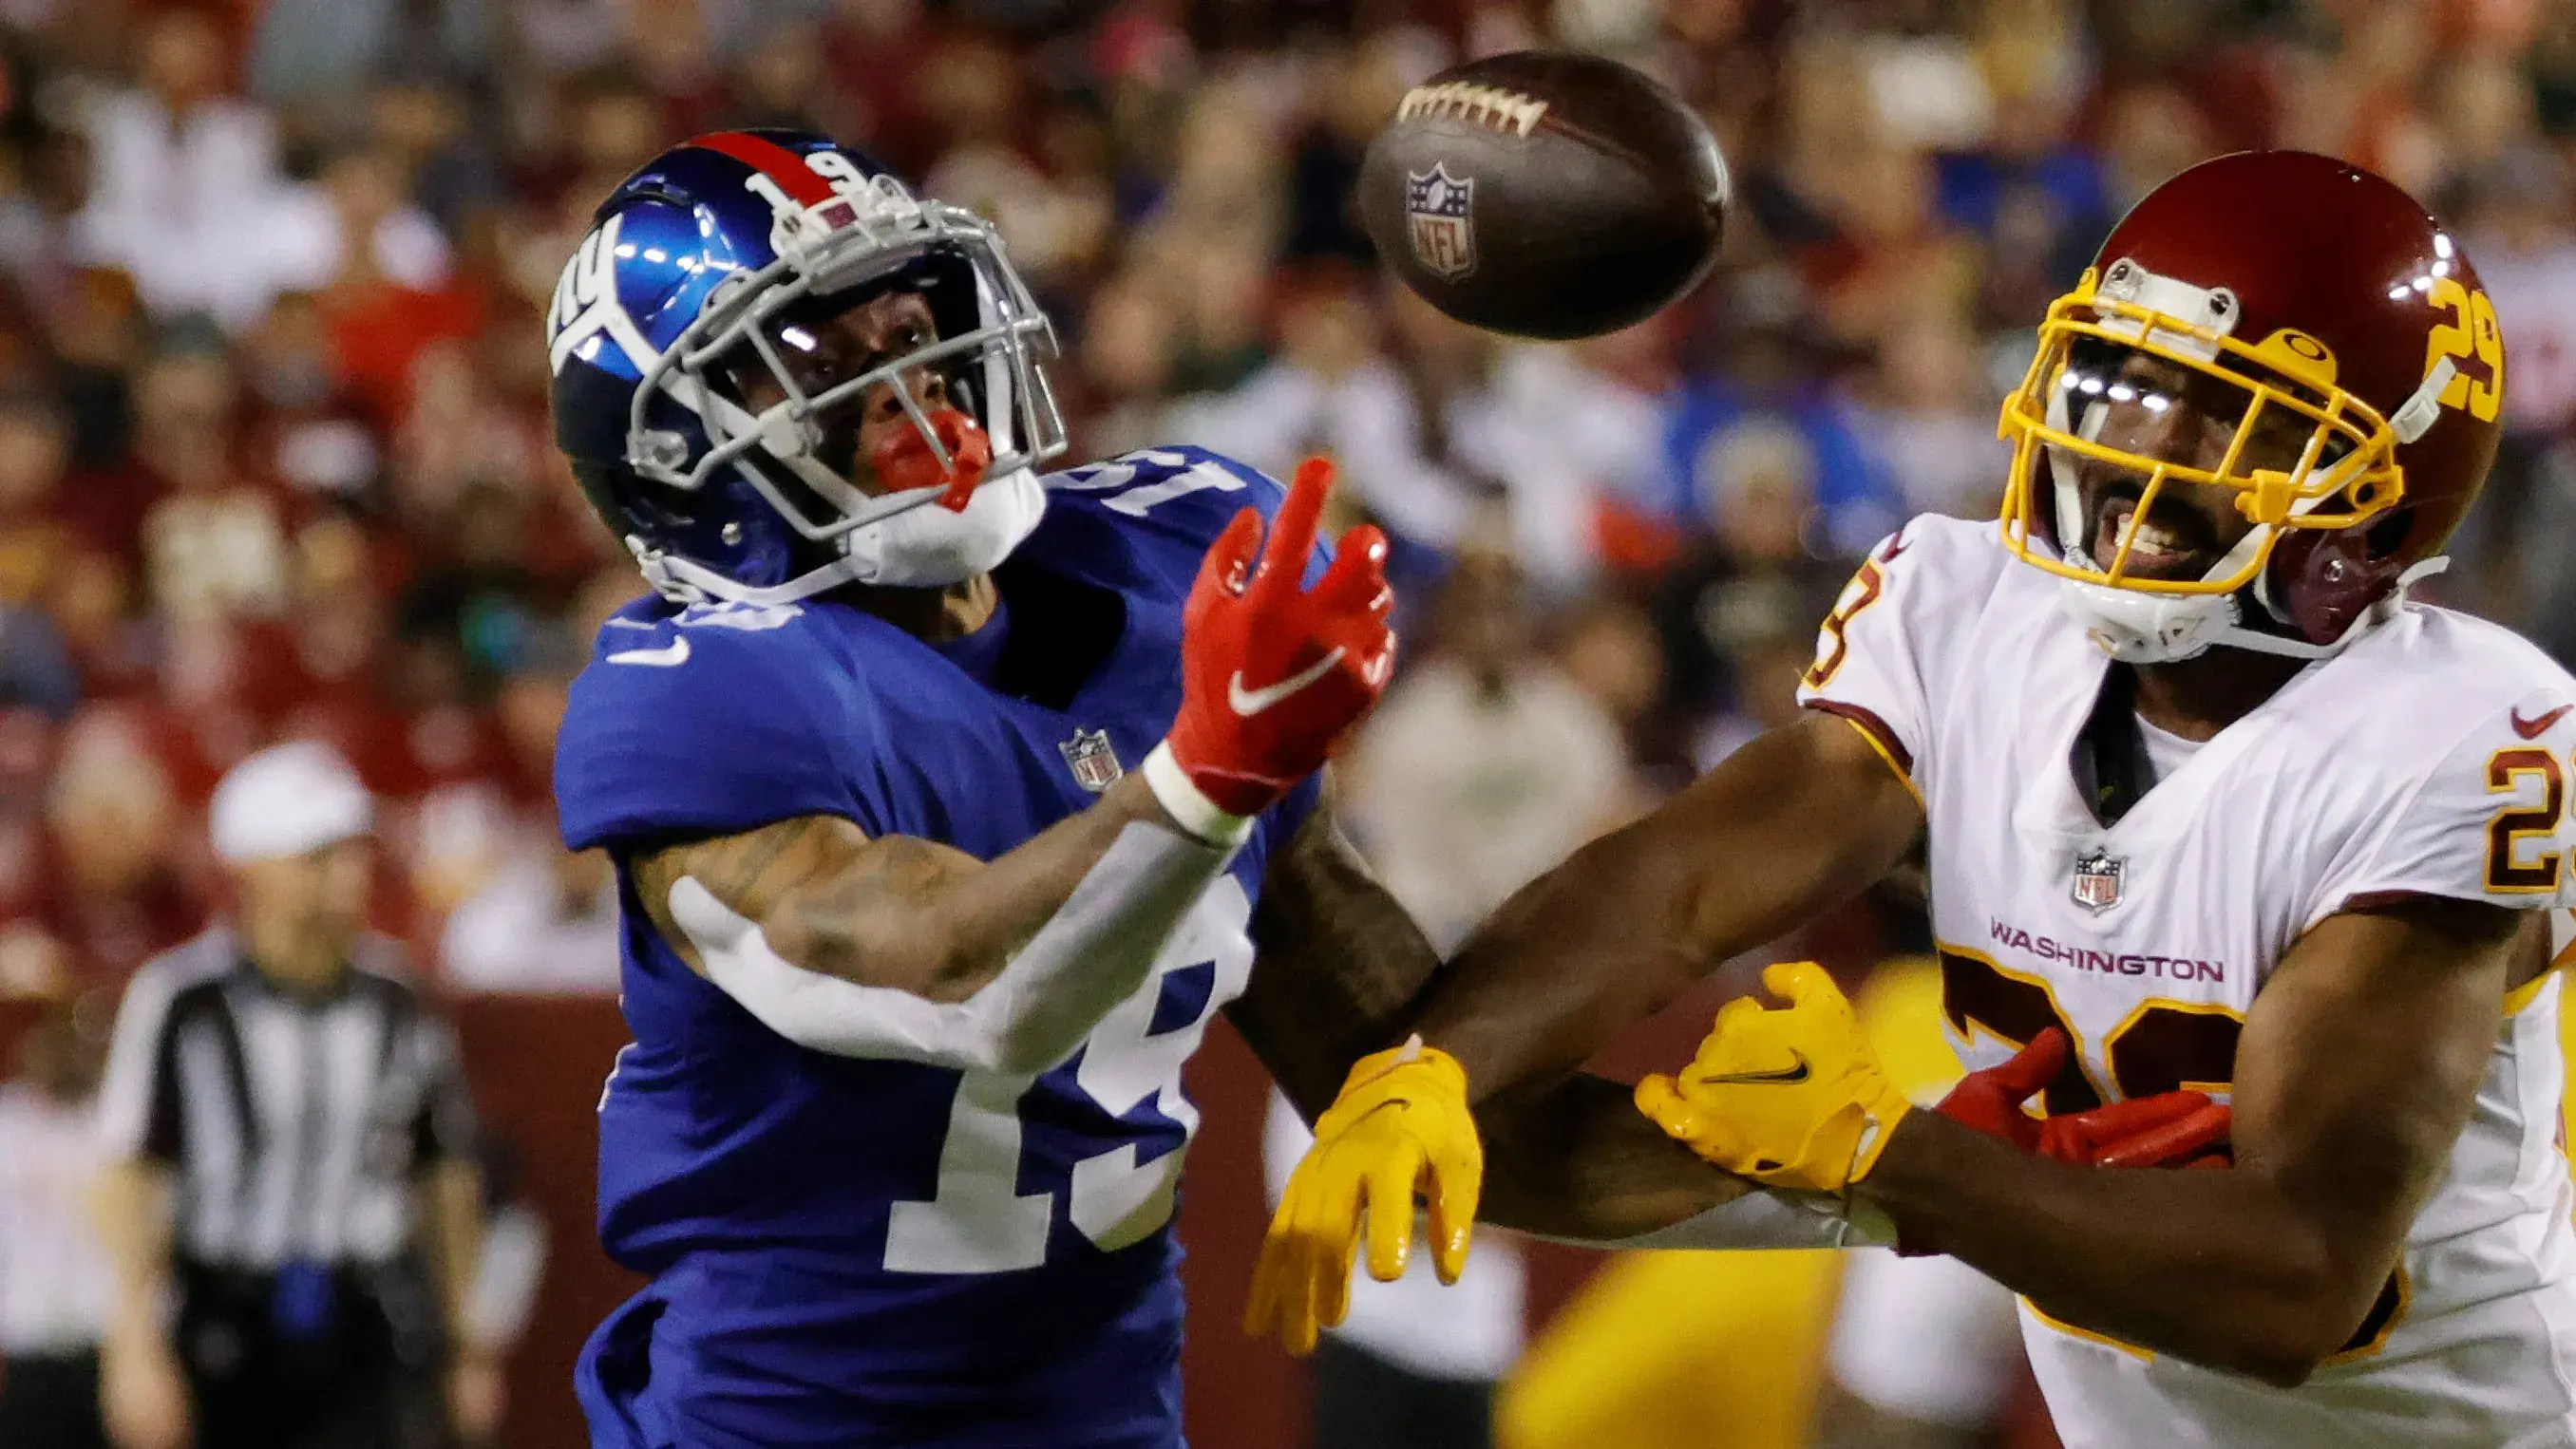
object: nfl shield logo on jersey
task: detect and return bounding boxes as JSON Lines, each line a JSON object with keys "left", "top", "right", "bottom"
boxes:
{"left": 1060, "top": 728, "right": 1123, "bottom": 793}
{"left": 2071, "top": 847, "right": 2125, "bottom": 913}
{"left": 1406, "top": 165, "right": 1478, "bottom": 279}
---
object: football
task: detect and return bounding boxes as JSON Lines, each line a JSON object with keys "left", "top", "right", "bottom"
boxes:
{"left": 1357, "top": 51, "right": 1729, "bottom": 340}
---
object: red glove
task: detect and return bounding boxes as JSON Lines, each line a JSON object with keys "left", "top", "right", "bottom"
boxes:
{"left": 1900, "top": 1027, "right": 2231, "bottom": 1255}
{"left": 1936, "top": 1028, "right": 2232, "bottom": 1166}
{"left": 1145, "top": 457, "right": 1394, "bottom": 841}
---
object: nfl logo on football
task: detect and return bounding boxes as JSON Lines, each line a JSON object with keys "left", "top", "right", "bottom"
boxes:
{"left": 2071, "top": 847, "right": 2125, "bottom": 913}
{"left": 1405, "top": 164, "right": 1478, "bottom": 279}
{"left": 1059, "top": 728, "right": 1124, "bottom": 794}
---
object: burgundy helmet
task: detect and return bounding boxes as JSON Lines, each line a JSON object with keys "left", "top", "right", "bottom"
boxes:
{"left": 1997, "top": 150, "right": 2503, "bottom": 662}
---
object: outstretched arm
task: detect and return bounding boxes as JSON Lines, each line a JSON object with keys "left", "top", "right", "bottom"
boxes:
{"left": 1231, "top": 794, "right": 1755, "bottom": 1242}
{"left": 1472, "top": 1075, "right": 1760, "bottom": 1239}
{"left": 1241, "top": 712, "right": 1925, "bottom": 1351}
{"left": 1237, "top": 808, "right": 2207, "bottom": 1251}
{"left": 1230, "top": 789, "right": 1441, "bottom": 1118}
{"left": 632, "top": 774, "right": 1181, "bottom": 1005}
{"left": 630, "top": 774, "right": 1253, "bottom": 1077}
{"left": 1422, "top": 711, "right": 1926, "bottom": 1099}
{"left": 630, "top": 457, "right": 1396, "bottom": 1074}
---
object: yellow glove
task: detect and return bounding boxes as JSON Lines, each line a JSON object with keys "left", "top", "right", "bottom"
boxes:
{"left": 1635, "top": 962, "right": 1914, "bottom": 1194}
{"left": 1244, "top": 1036, "right": 1482, "bottom": 1355}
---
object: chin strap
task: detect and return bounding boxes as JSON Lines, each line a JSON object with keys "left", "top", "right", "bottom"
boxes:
{"left": 2219, "top": 554, "right": 2448, "bottom": 659}
{"left": 1539, "top": 1189, "right": 1897, "bottom": 1252}
{"left": 634, "top": 536, "right": 870, "bottom": 607}
{"left": 628, "top": 465, "right": 1048, "bottom": 606}
{"left": 2059, "top": 555, "right": 2447, "bottom": 664}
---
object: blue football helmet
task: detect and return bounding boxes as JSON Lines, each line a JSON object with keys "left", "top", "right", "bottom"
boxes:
{"left": 546, "top": 129, "right": 1065, "bottom": 603}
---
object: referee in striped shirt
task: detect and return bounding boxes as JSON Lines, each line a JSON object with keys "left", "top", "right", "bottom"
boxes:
{"left": 91, "top": 743, "right": 491, "bottom": 1449}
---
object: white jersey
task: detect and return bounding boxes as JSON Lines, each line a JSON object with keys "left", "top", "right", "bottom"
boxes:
{"left": 1802, "top": 514, "right": 2576, "bottom": 1449}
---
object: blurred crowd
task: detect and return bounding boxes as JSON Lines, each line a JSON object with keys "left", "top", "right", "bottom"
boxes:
{"left": 0, "top": 0, "right": 2571, "bottom": 1001}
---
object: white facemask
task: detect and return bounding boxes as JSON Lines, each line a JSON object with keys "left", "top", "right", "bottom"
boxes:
{"left": 838, "top": 465, "right": 1047, "bottom": 587}
{"left": 2055, "top": 579, "right": 2240, "bottom": 663}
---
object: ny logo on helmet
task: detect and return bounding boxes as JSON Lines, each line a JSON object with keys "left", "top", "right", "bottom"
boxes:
{"left": 547, "top": 215, "right": 649, "bottom": 377}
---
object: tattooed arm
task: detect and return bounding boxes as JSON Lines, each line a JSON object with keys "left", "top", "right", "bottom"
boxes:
{"left": 1230, "top": 793, "right": 1443, "bottom": 1117}
{"left": 1234, "top": 794, "right": 1751, "bottom": 1238}
{"left": 629, "top": 771, "right": 1252, "bottom": 1072}
{"left": 630, "top": 769, "right": 1181, "bottom": 1003}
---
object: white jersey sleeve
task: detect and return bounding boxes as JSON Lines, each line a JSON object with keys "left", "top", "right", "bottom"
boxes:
{"left": 2306, "top": 685, "right": 2576, "bottom": 929}
{"left": 1796, "top": 515, "right": 2011, "bottom": 803}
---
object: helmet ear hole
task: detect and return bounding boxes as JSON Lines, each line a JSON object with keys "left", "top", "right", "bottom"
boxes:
{"left": 2364, "top": 506, "right": 2413, "bottom": 559}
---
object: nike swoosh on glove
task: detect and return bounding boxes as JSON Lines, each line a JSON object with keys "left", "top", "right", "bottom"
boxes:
{"left": 1635, "top": 962, "right": 1917, "bottom": 1195}
{"left": 1144, "top": 457, "right": 1394, "bottom": 843}
{"left": 1244, "top": 1037, "right": 1481, "bottom": 1356}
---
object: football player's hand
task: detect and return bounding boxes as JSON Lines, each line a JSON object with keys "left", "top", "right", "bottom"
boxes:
{"left": 1244, "top": 1036, "right": 1480, "bottom": 1356}
{"left": 1901, "top": 1027, "right": 2233, "bottom": 1253}
{"left": 1935, "top": 1027, "right": 2233, "bottom": 1169}
{"left": 1148, "top": 456, "right": 1393, "bottom": 841}
{"left": 1635, "top": 962, "right": 1914, "bottom": 1194}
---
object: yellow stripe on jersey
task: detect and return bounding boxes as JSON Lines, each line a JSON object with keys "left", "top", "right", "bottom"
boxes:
{"left": 2505, "top": 965, "right": 2561, "bottom": 1018}
{"left": 1840, "top": 713, "right": 1925, "bottom": 811}
{"left": 2020, "top": 1295, "right": 2153, "bottom": 1361}
{"left": 2320, "top": 1267, "right": 2411, "bottom": 1366}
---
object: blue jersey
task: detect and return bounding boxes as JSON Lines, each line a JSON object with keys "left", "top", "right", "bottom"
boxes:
{"left": 557, "top": 448, "right": 1321, "bottom": 1449}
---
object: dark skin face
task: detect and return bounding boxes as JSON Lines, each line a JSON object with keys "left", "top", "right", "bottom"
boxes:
{"left": 2074, "top": 351, "right": 2269, "bottom": 583}
{"left": 728, "top": 288, "right": 996, "bottom": 640}
{"left": 729, "top": 287, "right": 950, "bottom": 490}
{"left": 2062, "top": 347, "right": 2321, "bottom": 739}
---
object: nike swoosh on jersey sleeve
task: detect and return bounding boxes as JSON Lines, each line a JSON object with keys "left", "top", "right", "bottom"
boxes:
{"left": 608, "top": 638, "right": 692, "bottom": 668}
{"left": 2510, "top": 703, "right": 2571, "bottom": 740}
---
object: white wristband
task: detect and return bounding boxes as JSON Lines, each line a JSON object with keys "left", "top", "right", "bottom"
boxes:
{"left": 1539, "top": 1186, "right": 1896, "bottom": 1251}
{"left": 1142, "top": 741, "right": 1256, "bottom": 847}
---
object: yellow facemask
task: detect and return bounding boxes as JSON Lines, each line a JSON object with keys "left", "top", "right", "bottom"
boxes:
{"left": 1994, "top": 260, "right": 2414, "bottom": 597}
